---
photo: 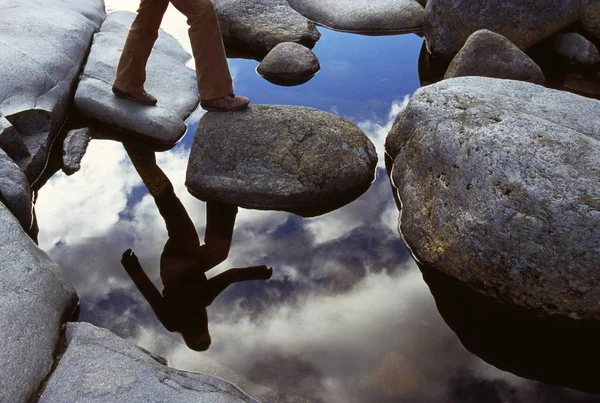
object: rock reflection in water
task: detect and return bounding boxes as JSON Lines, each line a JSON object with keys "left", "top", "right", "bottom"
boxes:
{"left": 121, "top": 144, "right": 272, "bottom": 351}
{"left": 419, "top": 260, "right": 600, "bottom": 395}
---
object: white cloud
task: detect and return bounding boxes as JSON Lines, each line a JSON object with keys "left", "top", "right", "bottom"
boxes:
{"left": 36, "top": 140, "right": 141, "bottom": 251}
{"left": 357, "top": 96, "right": 410, "bottom": 168}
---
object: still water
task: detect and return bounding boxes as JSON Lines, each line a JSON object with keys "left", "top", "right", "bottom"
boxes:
{"left": 35, "top": 3, "right": 600, "bottom": 403}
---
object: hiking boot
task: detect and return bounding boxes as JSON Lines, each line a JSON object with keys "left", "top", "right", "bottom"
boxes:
{"left": 200, "top": 93, "right": 250, "bottom": 112}
{"left": 112, "top": 85, "right": 158, "bottom": 106}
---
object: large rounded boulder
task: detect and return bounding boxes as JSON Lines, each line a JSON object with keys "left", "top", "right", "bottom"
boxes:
{"left": 186, "top": 105, "right": 377, "bottom": 217}
{"left": 386, "top": 77, "right": 600, "bottom": 320}
{"left": 424, "top": 0, "right": 580, "bottom": 58}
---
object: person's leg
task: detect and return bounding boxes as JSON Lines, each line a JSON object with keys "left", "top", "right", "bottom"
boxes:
{"left": 168, "top": 0, "right": 233, "bottom": 100}
{"left": 114, "top": 0, "right": 169, "bottom": 95}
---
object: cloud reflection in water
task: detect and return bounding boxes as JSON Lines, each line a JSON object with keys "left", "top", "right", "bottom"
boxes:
{"left": 34, "top": 3, "right": 600, "bottom": 400}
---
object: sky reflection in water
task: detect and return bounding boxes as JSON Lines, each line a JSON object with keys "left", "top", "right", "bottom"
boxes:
{"left": 35, "top": 4, "right": 600, "bottom": 403}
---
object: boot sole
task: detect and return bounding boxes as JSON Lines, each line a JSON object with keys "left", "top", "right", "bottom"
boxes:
{"left": 112, "top": 86, "right": 158, "bottom": 106}
{"left": 200, "top": 102, "right": 250, "bottom": 112}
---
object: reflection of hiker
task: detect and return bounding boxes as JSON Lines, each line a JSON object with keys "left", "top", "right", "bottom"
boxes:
{"left": 112, "top": 0, "right": 249, "bottom": 111}
{"left": 120, "top": 144, "right": 272, "bottom": 351}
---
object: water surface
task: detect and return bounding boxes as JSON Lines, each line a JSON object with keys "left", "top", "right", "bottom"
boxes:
{"left": 35, "top": 5, "right": 600, "bottom": 403}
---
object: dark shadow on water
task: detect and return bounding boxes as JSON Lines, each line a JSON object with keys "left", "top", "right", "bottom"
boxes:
{"left": 419, "top": 259, "right": 600, "bottom": 395}
{"left": 120, "top": 144, "right": 272, "bottom": 351}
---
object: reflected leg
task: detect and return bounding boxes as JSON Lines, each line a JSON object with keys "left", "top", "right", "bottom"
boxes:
{"left": 205, "top": 265, "right": 273, "bottom": 304}
{"left": 198, "top": 201, "right": 238, "bottom": 269}
{"left": 124, "top": 144, "right": 199, "bottom": 245}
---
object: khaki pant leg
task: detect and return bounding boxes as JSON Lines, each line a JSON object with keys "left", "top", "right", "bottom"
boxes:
{"left": 114, "top": 0, "right": 170, "bottom": 92}
{"left": 168, "top": 0, "right": 233, "bottom": 100}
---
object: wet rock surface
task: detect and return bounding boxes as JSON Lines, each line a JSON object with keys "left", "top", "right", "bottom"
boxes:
{"left": 62, "top": 128, "right": 93, "bottom": 176}
{"left": 74, "top": 11, "right": 199, "bottom": 151}
{"left": 257, "top": 43, "right": 320, "bottom": 84}
{"left": 0, "top": 202, "right": 78, "bottom": 402}
{"left": 424, "top": 0, "right": 580, "bottom": 58}
{"left": 0, "top": 149, "right": 33, "bottom": 230}
{"left": 186, "top": 105, "right": 378, "bottom": 217}
{"left": 387, "top": 77, "right": 600, "bottom": 320}
{"left": 39, "top": 322, "right": 259, "bottom": 403}
{"left": 286, "top": 0, "right": 425, "bottom": 34}
{"left": 216, "top": 0, "right": 321, "bottom": 58}
{"left": 445, "top": 30, "right": 545, "bottom": 85}
{"left": 0, "top": 0, "right": 105, "bottom": 184}
{"left": 554, "top": 32, "right": 600, "bottom": 65}
{"left": 0, "top": 115, "right": 30, "bottom": 168}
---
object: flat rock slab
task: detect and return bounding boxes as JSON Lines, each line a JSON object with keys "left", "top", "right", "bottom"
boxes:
{"left": 286, "top": 0, "right": 425, "bottom": 34}
{"left": 216, "top": 0, "right": 321, "bottom": 58}
{"left": 0, "top": 202, "right": 78, "bottom": 402}
{"left": 387, "top": 77, "right": 600, "bottom": 320}
{"left": 186, "top": 105, "right": 377, "bottom": 217}
{"left": 0, "top": 149, "right": 33, "bottom": 230}
{"left": 0, "top": 0, "right": 105, "bottom": 184}
{"left": 39, "top": 322, "right": 259, "bottom": 403}
{"left": 74, "top": 11, "right": 199, "bottom": 151}
{"left": 257, "top": 42, "right": 320, "bottom": 85}
{"left": 424, "top": 0, "right": 580, "bottom": 58}
{"left": 445, "top": 29, "right": 545, "bottom": 85}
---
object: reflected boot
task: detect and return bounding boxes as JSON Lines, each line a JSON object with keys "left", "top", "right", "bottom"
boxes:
{"left": 200, "top": 93, "right": 250, "bottom": 112}
{"left": 112, "top": 85, "right": 158, "bottom": 106}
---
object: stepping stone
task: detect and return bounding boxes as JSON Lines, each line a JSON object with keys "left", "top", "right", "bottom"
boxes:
{"left": 186, "top": 105, "right": 378, "bottom": 217}
{"left": 74, "top": 11, "right": 200, "bottom": 151}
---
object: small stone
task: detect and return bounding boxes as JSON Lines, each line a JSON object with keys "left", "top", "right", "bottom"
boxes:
{"left": 62, "top": 128, "right": 93, "bottom": 176}
{"left": 186, "top": 105, "right": 377, "bottom": 217}
{"left": 554, "top": 32, "right": 600, "bottom": 65}
{"left": 257, "top": 43, "right": 320, "bottom": 84}
{"left": 445, "top": 29, "right": 545, "bottom": 85}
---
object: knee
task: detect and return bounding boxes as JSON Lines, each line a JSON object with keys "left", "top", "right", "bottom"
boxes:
{"left": 184, "top": 0, "right": 218, "bottom": 25}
